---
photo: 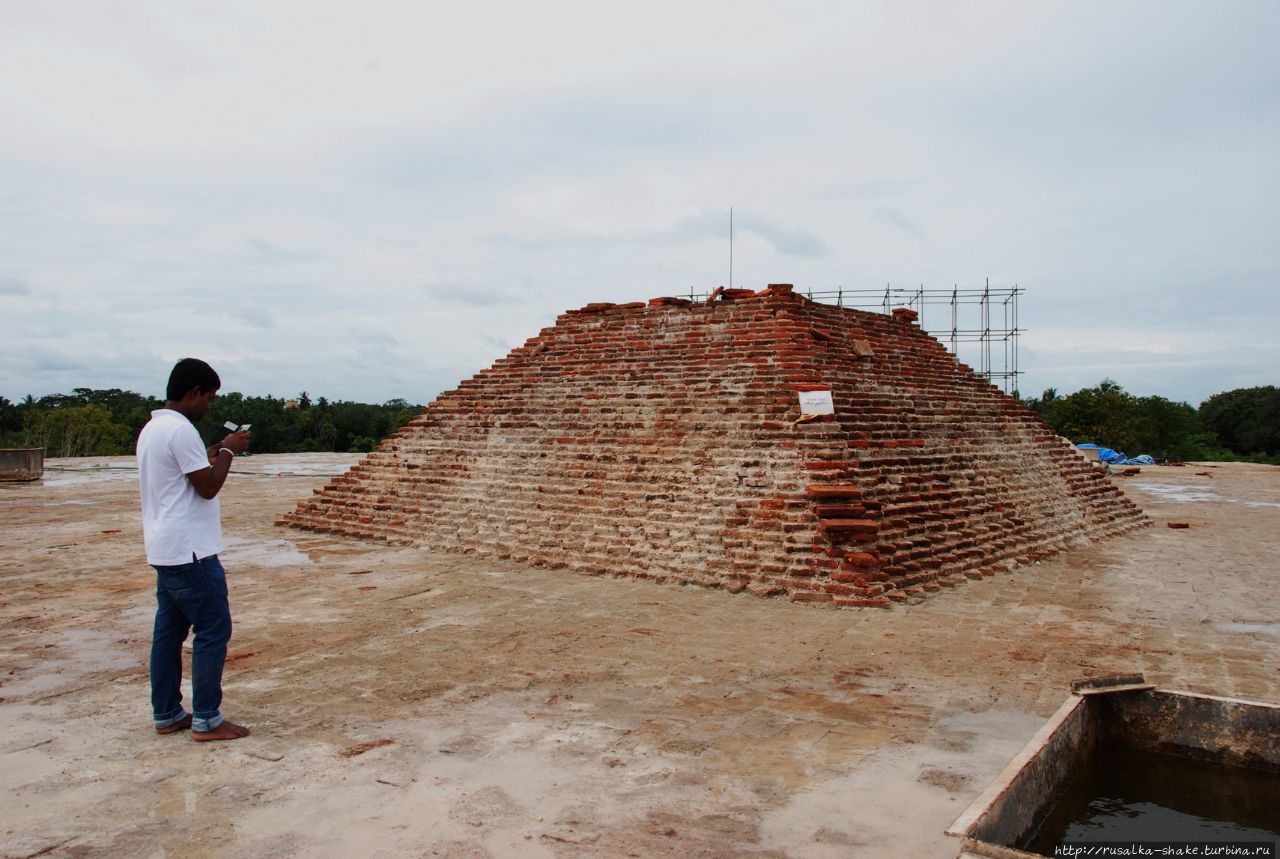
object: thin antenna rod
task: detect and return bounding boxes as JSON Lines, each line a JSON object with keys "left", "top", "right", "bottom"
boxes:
{"left": 729, "top": 207, "right": 734, "bottom": 290}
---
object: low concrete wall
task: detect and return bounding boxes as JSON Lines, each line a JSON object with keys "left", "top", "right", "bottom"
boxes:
{"left": 0, "top": 448, "right": 44, "bottom": 482}
{"left": 949, "top": 694, "right": 1096, "bottom": 852}
{"left": 949, "top": 687, "right": 1280, "bottom": 856}
{"left": 1098, "top": 688, "right": 1280, "bottom": 773}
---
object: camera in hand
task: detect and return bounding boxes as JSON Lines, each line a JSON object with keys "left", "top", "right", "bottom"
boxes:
{"left": 210, "top": 421, "right": 250, "bottom": 446}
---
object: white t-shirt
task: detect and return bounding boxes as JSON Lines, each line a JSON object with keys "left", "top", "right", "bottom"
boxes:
{"left": 137, "top": 409, "right": 222, "bottom": 565}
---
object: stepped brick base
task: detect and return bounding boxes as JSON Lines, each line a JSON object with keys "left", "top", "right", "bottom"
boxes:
{"left": 280, "top": 284, "right": 1149, "bottom": 607}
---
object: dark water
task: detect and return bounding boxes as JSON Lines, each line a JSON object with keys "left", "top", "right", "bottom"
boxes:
{"left": 1023, "top": 744, "right": 1280, "bottom": 855}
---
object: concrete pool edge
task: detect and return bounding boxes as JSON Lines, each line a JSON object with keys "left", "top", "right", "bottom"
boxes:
{"left": 946, "top": 682, "right": 1280, "bottom": 857}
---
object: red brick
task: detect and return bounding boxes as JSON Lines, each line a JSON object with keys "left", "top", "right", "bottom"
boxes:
{"left": 280, "top": 289, "right": 1149, "bottom": 611}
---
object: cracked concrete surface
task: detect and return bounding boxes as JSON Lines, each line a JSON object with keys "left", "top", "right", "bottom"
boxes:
{"left": 1, "top": 457, "right": 1276, "bottom": 857}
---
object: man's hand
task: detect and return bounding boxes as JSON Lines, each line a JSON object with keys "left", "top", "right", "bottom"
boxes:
{"left": 191, "top": 430, "right": 251, "bottom": 499}
{"left": 205, "top": 429, "right": 251, "bottom": 464}
{"left": 221, "top": 429, "right": 251, "bottom": 455}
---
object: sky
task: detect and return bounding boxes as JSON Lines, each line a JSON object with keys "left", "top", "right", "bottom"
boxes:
{"left": 2, "top": 0, "right": 1277, "bottom": 408}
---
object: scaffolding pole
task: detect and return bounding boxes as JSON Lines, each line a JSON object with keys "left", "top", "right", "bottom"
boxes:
{"left": 686, "top": 283, "right": 1026, "bottom": 393}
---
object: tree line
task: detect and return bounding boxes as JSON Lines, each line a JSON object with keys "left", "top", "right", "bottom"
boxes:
{"left": 1, "top": 381, "right": 1276, "bottom": 464}
{"left": 0, "top": 388, "right": 421, "bottom": 458}
{"left": 1020, "top": 381, "right": 1279, "bottom": 464}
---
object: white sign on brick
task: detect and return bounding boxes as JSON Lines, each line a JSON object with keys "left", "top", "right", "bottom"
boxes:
{"left": 797, "top": 389, "right": 835, "bottom": 415}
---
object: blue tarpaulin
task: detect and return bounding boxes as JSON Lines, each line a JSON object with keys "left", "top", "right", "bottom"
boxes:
{"left": 1076, "top": 444, "right": 1155, "bottom": 466}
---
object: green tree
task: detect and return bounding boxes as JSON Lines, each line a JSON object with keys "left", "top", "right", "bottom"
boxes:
{"left": 1026, "top": 380, "right": 1210, "bottom": 460}
{"left": 1198, "top": 386, "right": 1280, "bottom": 457}
{"left": 347, "top": 435, "right": 378, "bottom": 453}
{"left": 9, "top": 388, "right": 422, "bottom": 457}
{"left": 24, "top": 404, "right": 132, "bottom": 457}
{"left": 63, "top": 388, "right": 161, "bottom": 445}
{"left": 0, "top": 395, "right": 20, "bottom": 434}
{"left": 1131, "top": 395, "right": 1200, "bottom": 460}
{"left": 0, "top": 395, "right": 24, "bottom": 447}
{"left": 1034, "top": 380, "right": 1140, "bottom": 453}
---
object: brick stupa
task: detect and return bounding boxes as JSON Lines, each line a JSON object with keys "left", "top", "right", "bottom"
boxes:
{"left": 281, "top": 285, "right": 1148, "bottom": 607}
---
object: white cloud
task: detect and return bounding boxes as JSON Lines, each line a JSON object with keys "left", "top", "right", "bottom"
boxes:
{"left": 422, "top": 279, "right": 526, "bottom": 307}
{"left": 0, "top": 0, "right": 1276, "bottom": 407}
{"left": 232, "top": 308, "right": 278, "bottom": 330}
{"left": 0, "top": 276, "right": 31, "bottom": 296}
{"left": 872, "top": 207, "right": 927, "bottom": 243}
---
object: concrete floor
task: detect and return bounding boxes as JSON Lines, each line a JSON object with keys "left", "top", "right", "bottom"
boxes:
{"left": 1, "top": 456, "right": 1276, "bottom": 858}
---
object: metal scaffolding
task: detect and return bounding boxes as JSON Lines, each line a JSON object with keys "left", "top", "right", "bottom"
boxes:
{"left": 688, "top": 281, "right": 1025, "bottom": 394}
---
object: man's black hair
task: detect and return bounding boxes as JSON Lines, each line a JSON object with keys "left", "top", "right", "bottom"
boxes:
{"left": 166, "top": 358, "right": 221, "bottom": 401}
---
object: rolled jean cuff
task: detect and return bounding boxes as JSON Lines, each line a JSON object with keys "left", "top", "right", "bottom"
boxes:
{"left": 154, "top": 709, "right": 189, "bottom": 730}
{"left": 193, "top": 713, "right": 224, "bottom": 734}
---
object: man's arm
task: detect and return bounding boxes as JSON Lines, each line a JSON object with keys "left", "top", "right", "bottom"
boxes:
{"left": 186, "top": 429, "right": 249, "bottom": 499}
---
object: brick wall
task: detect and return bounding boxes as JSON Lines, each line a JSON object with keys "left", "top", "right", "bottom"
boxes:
{"left": 279, "top": 285, "right": 1148, "bottom": 607}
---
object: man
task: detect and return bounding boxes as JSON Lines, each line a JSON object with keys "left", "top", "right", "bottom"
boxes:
{"left": 137, "top": 358, "right": 251, "bottom": 741}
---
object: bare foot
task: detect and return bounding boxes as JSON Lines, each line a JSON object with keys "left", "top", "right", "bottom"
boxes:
{"left": 192, "top": 720, "right": 251, "bottom": 742}
{"left": 156, "top": 714, "right": 193, "bottom": 735}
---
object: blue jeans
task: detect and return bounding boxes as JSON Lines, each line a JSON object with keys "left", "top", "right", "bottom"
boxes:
{"left": 150, "top": 554, "right": 232, "bottom": 733}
